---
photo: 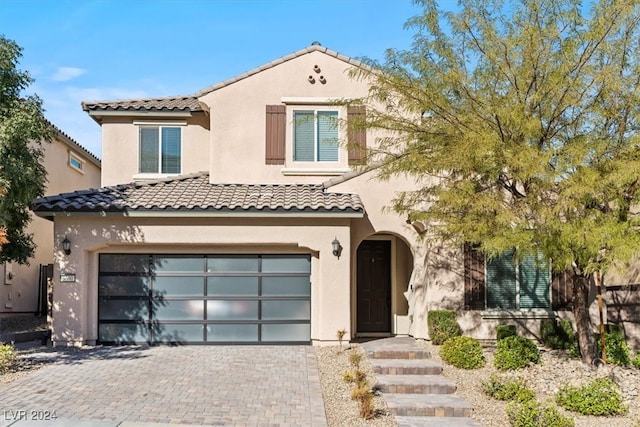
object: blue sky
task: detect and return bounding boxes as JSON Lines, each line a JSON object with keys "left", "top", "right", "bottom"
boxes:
{"left": 0, "top": 0, "right": 424, "bottom": 158}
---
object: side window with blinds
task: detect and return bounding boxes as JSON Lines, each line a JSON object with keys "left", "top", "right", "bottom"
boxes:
{"left": 139, "top": 126, "right": 181, "bottom": 174}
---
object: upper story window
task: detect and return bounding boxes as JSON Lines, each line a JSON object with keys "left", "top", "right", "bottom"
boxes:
{"left": 293, "top": 110, "right": 339, "bottom": 162}
{"left": 68, "top": 152, "right": 85, "bottom": 173}
{"left": 139, "top": 126, "right": 181, "bottom": 174}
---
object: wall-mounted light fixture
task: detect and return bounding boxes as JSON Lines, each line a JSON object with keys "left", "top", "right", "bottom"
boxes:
{"left": 331, "top": 237, "right": 343, "bottom": 258}
{"left": 62, "top": 236, "right": 71, "bottom": 255}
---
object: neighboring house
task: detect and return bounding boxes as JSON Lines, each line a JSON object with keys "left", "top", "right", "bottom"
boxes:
{"left": 1, "top": 123, "right": 101, "bottom": 319}
{"left": 31, "top": 44, "right": 638, "bottom": 347}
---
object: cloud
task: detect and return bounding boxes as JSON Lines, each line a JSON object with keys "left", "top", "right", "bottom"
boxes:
{"left": 51, "top": 67, "right": 87, "bottom": 82}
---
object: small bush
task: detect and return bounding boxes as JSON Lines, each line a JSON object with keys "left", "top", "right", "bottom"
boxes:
{"left": 506, "top": 400, "right": 575, "bottom": 427}
{"left": 482, "top": 375, "right": 535, "bottom": 403}
{"left": 427, "top": 310, "right": 461, "bottom": 345}
{"left": 0, "top": 342, "right": 17, "bottom": 372}
{"left": 497, "top": 324, "right": 517, "bottom": 341}
{"left": 540, "top": 319, "right": 576, "bottom": 350}
{"left": 351, "top": 386, "right": 375, "bottom": 419}
{"left": 556, "top": 378, "right": 627, "bottom": 416}
{"left": 494, "top": 336, "right": 541, "bottom": 370}
{"left": 632, "top": 351, "right": 640, "bottom": 369}
{"left": 595, "top": 325, "right": 632, "bottom": 366}
{"left": 349, "top": 351, "right": 363, "bottom": 369}
{"left": 440, "top": 336, "right": 485, "bottom": 369}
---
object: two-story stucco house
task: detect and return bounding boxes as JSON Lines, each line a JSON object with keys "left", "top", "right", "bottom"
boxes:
{"left": 1, "top": 124, "right": 100, "bottom": 320}
{"left": 32, "top": 44, "right": 639, "bottom": 347}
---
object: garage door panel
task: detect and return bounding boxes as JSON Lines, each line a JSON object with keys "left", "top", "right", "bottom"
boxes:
{"left": 262, "top": 277, "right": 310, "bottom": 296}
{"left": 154, "top": 300, "right": 204, "bottom": 320}
{"left": 262, "top": 300, "right": 310, "bottom": 320}
{"left": 207, "top": 277, "right": 259, "bottom": 296}
{"left": 153, "top": 324, "right": 204, "bottom": 343}
{"left": 98, "top": 254, "right": 311, "bottom": 344}
{"left": 262, "top": 324, "right": 310, "bottom": 342}
{"left": 207, "top": 324, "right": 258, "bottom": 342}
{"left": 207, "top": 257, "right": 259, "bottom": 272}
{"left": 99, "top": 299, "right": 148, "bottom": 320}
{"left": 207, "top": 300, "right": 259, "bottom": 320}
{"left": 99, "top": 276, "right": 149, "bottom": 297}
{"left": 153, "top": 276, "right": 204, "bottom": 296}
{"left": 99, "top": 323, "right": 149, "bottom": 343}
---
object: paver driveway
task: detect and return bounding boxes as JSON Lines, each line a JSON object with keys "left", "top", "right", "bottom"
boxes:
{"left": 0, "top": 346, "right": 327, "bottom": 426}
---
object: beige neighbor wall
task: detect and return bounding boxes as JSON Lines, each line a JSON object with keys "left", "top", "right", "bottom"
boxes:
{"left": 200, "top": 50, "right": 371, "bottom": 185}
{"left": 0, "top": 135, "right": 100, "bottom": 318}
{"left": 100, "top": 114, "right": 210, "bottom": 187}
{"left": 50, "top": 215, "right": 352, "bottom": 346}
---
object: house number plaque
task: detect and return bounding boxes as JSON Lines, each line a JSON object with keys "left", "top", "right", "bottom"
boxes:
{"left": 60, "top": 273, "right": 76, "bottom": 283}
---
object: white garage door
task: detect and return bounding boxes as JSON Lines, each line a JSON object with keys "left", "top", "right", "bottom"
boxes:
{"left": 98, "top": 254, "right": 311, "bottom": 344}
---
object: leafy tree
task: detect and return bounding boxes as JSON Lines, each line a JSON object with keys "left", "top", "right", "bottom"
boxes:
{"left": 351, "top": 0, "right": 640, "bottom": 363}
{"left": 0, "top": 35, "right": 49, "bottom": 263}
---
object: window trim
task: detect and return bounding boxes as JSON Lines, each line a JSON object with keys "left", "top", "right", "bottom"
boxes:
{"left": 136, "top": 124, "right": 184, "bottom": 176}
{"left": 68, "top": 151, "right": 85, "bottom": 174}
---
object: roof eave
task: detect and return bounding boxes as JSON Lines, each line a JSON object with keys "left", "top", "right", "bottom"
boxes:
{"left": 32, "top": 209, "right": 364, "bottom": 219}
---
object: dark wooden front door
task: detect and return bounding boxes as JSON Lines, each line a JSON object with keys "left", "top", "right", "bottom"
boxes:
{"left": 357, "top": 240, "right": 391, "bottom": 333}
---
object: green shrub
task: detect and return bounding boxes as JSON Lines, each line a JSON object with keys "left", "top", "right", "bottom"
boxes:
{"left": 506, "top": 400, "right": 574, "bottom": 427}
{"left": 632, "top": 351, "right": 640, "bottom": 369}
{"left": 540, "top": 319, "right": 576, "bottom": 350}
{"left": 556, "top": 378, "right": 627, "bottom": 416}
{"left": 427, "top": 310, "right": 461, "bottom": 345}
{"left": 482, "top": 374, "right": 535, "bottom": 403}
{"left": 494, "top": 336, "right": 541, "bottom": 370}
{"left": 440, "top": 336, "right": 485, "bottom": 369}
{"left": 594, "top": 325, "right": 632, "bottom": 366}
{"left": 0, "top": 342, "right": 17, "bottom": 372}
{"left": 497, "top": 324, "right": 517, "bottom": 341}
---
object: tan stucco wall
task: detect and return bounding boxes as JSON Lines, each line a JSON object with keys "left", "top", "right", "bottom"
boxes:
{"left": 50, "top": 215, "right": 353, "bottom": 346}
{"left": 1, "top": 136, "right": 100, "bottom": 317}
{"left": 200, "top": 50, "right": 371, "bottom": 185}
{"left": 100, "top": 114, "right": 210, "bottom": 186}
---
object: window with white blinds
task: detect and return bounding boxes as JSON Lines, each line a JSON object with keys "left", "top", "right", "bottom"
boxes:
{"left": 293, "top": 110, "right": 338, "bottom": 162}
{"left": 139, "top": 126, "right": 181, "bottom": 174}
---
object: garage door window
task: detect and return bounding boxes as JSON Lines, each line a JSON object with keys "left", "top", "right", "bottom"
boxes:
{"left": 98, "top": 254, "right": 311, "bottom": 344}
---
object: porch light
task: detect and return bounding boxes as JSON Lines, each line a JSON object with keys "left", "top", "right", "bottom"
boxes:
{"left": 62, "top": 236, "right": 71, "bottom": 255}
{"left": 331, "top": 237, "right": 343, "bottom": 258}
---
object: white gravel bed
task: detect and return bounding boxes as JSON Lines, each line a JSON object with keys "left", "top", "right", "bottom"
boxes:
{"left": 316, "top": 344, "right": 397, "bottom": 427}
{"left": 419, "top": 340, "right": 640, "bottom": 427}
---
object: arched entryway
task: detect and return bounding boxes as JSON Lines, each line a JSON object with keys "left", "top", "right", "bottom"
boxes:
{"left": 355, "top": 234, "right": 414, "bottom": 336}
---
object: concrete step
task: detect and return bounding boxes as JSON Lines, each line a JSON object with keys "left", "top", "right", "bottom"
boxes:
{"left": 370, "top": 358, "right": 443, "bottom": 375}
{"left": 395, "top": 416, "right": 482, "bottom": 427}
{"left": 366, "top": 349, "right": 432, "bottom": 360}
{"left": 375, "top": 374, "right": 456, "bottom": 394}
{"left": 384, "top": 393, "right": 473, "bottom": 417}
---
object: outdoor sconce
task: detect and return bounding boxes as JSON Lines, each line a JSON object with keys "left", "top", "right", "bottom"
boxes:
{"left": 62, "top": 236, "right": 71, "bottom": 255}
{"left": 332, "top": 237, "right": 343, "bottom": 258}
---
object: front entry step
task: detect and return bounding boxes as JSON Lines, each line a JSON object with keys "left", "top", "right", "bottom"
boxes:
{"left": 370, "top": 358, "right": 443, "bottom": 375}
{"left": 375, "top": 374, "right": 456, "bottom": 394}
{"left": 384, "top": 393, "right": 474, "bottom": 417}
{"left": 395, "top": 416, "right": 483, "bottom": 427}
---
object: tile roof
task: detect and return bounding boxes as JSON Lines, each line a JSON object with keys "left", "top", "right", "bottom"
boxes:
{"left": 31, "top": 173, "right": 364, "bottom": 217}
{"left": 81, "top": 95, "right": 203, "bottom": 112}
{"left": 46, "top": 119, "right": 101, "bottom": 166}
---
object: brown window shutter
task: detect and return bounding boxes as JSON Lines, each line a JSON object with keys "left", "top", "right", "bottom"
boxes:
{"left": 347, "top": 105, "right": 367, "bottom": 165}
{"left": 552, "top": 268, "right": 574, "bottom": 310}
{"left": 464, "top": 243, "right": 486, "bottom": 310}
{"left": 265, "top": 105, "right": 286, "bottom": 165}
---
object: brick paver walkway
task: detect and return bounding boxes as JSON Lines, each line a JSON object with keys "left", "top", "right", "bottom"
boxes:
{"left": 0, "top": 346, "right": 327, "bottom": 426}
